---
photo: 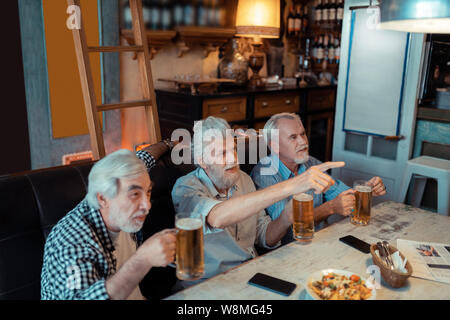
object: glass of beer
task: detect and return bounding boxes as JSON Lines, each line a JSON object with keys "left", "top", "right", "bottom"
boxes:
{"left": 175, "top": 212, "right": 204, "bottom": 281}
{"left": 351, "top": 181, "right": 373, "bottom": 226}
{"left": 293, "top": 193, "right": 314, "bottom": 242}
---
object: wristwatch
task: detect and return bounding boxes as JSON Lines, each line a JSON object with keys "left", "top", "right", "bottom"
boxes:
{"left": 163, "top": 138, "right": 174, "bottom": 150}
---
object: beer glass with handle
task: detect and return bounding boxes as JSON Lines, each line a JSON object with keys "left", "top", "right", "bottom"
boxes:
{"left": 293, "top": 192, "right": 315, "bottom": 242}
{"left": 351, "top": 180, "right": 372, "bottom": 226}
{"left": 175, "top": 212, "right": 205, "bottom": 281}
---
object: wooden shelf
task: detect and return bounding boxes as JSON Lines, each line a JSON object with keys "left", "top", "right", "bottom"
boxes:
{"left": 309, "top": 23, "right": 343, "bottom": 34}
{"left": 121, "top": 27, "right": 236, "bottom": 59}
{"left": 417, "top": 107, "right": 450, "bottom": 123}
{"left": 175, "top": 26, "right": 237, "bottom": 58}
{"left": 121, "top": 29, "right": 177, "bottom": 59}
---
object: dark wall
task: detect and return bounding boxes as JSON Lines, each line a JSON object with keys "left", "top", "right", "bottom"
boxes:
{"left": 0, "top": 0, "right": 30, "bottom": 175}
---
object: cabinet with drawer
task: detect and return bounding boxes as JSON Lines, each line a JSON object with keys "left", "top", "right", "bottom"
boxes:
{"left": 203, "top": 97, "right": 246, "bottom": 122}
{"left": 307, "top": 88, "right": 336, "bottom": 112}
{"left": 254, "top": 93, "right": 300, "bottom": 118}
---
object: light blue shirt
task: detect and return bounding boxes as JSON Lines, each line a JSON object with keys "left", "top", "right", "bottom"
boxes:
{"left": 251, "top": 154, "right": 350, "bottom": 244}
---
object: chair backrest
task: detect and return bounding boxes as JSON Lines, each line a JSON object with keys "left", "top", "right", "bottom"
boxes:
{"left": 0, "top": 163, "right": 91, "bottom": 300}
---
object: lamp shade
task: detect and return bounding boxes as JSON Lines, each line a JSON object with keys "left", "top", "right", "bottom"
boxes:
{"left": 379, "top": 0, "right": 450, "bottom": 33}
{"left": 235, "top": 0, "right": 280, "bottom": 38}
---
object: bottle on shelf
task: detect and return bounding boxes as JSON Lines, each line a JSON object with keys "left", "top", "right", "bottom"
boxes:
{"left": 183, "top": 0, "right": 196, "bottom": 27}
{"left": 207, "top": 0, "right": 216, "bottom": 26}
{"left": 173, "top": 0, "right": 185, "bottom": 27}
{"left": 316, "top": 35, "right": 324, "bottom": 65}
{"left": 322, "top": 0, "right": 329, "bottom": 25}
{"left": 312, "top": 36, "right": 318, "bottom": 62}
{"left": 328, "top": 34, "right": 335, "bottom": 64}
{"left": 329, "top": 0, "right": 337, "bottom": 26}
{"left": 302, "top": 4, "right": 309, "bottom": 33}
{"left": 216, "top": 0, "right": 226, "bottom": 27}
{"left": 304, "top": 37, "right": 312, "bottom": 72}
{"left": 287, "top": 4, "right": 295, "bottom": 37}
{"left": 323, "top": 34, "right": 329, "bottom": 63}
{"left": 334, "top": 37, "right": 341, "bottom": 64}
{"left": 315, "top": 0, "right": 323, "bottom": 26}
{"left": 161, "top": 0, "right": 173, "bottom": 30}
{"left": 148, "top": 0, "right": 161, "bottom": 30}
{"left": 294, "top": 4, "right": 302, "bottom": 36}
{"left": 197, "top": 0, "right": 208, "bottom": 26}
{"left": 123, "top": 1, "right": 132, "bottom": 29}
{"left": 337, "top": 0, "right": 344, "bottom": 26}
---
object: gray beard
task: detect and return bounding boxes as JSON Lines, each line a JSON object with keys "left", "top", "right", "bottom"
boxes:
{"left": 294, "top": 154, "right": 310, "bottom": 165}
{"left": 207, "top": 165, "right": 240, "bottom": 192}
{"left": 109, "top": 207, "right": 144, "bottom": 233}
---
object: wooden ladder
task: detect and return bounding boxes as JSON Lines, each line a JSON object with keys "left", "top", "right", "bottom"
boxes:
{"left": 68, "top": 0, "right": 161, "bottom": 160}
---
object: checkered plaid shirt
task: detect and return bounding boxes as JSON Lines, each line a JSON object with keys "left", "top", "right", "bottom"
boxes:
{"left": 40, "top": 150, "right": 155, "bottom": 300}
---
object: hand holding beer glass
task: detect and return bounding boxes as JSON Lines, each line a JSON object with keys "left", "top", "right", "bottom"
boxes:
{"left": 293, "top": 193, "right": 315, "bottom": 243}
{"left": 351, "top": 180, "right": 372, "bottom": 226}
{"left": 175, "top": 212, "right": 205, "bottom": 281}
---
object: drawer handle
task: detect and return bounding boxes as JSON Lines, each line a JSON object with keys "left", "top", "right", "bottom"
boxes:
{"left": 221, "top": 106, "right": 228, "bottom": 113}
{"left": 285, "top": 100, "right": 292, "bottom": 105}
{"left": 262, "top": 102, "right": 269, "bottom": 107}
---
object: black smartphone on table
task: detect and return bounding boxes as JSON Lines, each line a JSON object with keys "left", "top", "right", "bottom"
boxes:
{"left": 248, "top": 273, "right": 297, "bottom": 296}
{"left": 339, "top": 235, "right": 371, "bottom": 254}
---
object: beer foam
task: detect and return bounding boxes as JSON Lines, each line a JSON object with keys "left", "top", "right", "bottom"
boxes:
{"left": 176, "top": 218, "right": 202, "bottom": 230}
{"left": 355, "top": 185, "right": 372, "bottom": 193}
{"left": 293, "top": 193, "right": 313, "bottom": 202}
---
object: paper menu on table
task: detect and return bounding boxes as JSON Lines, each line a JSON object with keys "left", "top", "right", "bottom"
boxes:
{"left": 397, "top": 239, "right": 450, "bottom": 284}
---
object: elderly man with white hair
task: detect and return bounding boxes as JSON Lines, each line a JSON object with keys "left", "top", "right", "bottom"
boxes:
{"left": 171, "top": 116, "right": 345, "bottom": 287}
{"left": 41, "top": 142, "right": 176, "bottom": 300}
{"left": 251, "top": 113, "right": 386, "bottom": 245}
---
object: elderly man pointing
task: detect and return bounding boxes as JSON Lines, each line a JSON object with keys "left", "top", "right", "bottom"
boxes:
{"left": 251, "top": 113, "right": 386, "bottom": 245}
{"left": 171, "top": 116, "right": 345, "bottom": 288}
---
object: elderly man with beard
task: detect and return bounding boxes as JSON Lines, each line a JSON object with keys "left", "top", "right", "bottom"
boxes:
{"left": 41, "top": 143, "right": 177, "bottom": 300}
{"left": 251, "top": 113, "right": 386, "bottom": 245}
{"left": 171, "top": 116, "right": 345, "bottom": 288}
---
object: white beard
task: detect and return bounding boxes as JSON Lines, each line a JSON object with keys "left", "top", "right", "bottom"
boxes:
{"left": 294, "top": 154, "right": 310, "bottom": 165}
{"left": 207, "top": 164, "right": 240, "bottom": 192}
{"left": 109, "top": 207, "right": 145, "bottom": 233}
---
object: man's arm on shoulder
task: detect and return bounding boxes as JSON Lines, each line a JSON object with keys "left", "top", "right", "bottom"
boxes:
{"left": 136, "top": 140, "right": 179, "bottom": 170}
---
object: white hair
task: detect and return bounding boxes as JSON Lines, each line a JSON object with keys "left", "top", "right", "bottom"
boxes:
{"left": 263, "top": 112, "right": 303, "bottom": 147}
{"left": 192, "top": 116, "right": 232, "bottom": 166}
{"left": 85, "top": 149, "right": 148, "bottom": 209}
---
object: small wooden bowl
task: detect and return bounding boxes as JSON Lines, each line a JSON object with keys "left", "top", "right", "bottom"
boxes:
{"left": 370, "top": 244, "right": 413, "bottom": 288}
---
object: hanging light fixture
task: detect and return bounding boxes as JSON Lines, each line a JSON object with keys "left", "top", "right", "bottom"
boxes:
{"left": 379, "top": 0, "right": 450, "bottom": 33}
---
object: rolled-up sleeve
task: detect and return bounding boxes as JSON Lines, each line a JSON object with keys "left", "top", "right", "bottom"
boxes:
{"left": 255, "top": 210, "right": 281, "bottom": 250}
{"left": 172, "top": 176, "right": 222, "bottom": 234}
{"left": 324, "top": 179, "right": 351, "bottom": 202}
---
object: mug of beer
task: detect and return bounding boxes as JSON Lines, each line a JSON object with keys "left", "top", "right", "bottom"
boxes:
{"left": 293, "top": 193, "right": 314, "bottom": 242}
{"left": 351, "top": 181, "right": 372, "bottom": 226}
{"left": 175, "top": 212, "right": 204, "bottom": 281}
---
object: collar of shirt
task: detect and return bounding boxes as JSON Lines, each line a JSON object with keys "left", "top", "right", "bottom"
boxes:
{"left": 271, "top": 154, "right": 306, "bottom": 180}
{"left": 79, "top": 199, "right": 116, "bottom": 252}
{"left": 196, "top": 167, "right": 238, "bottom": 200}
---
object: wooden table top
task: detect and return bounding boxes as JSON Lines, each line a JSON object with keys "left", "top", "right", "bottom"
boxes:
{"left": 166, "top": 201, "right": 450, "bottom": 300}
